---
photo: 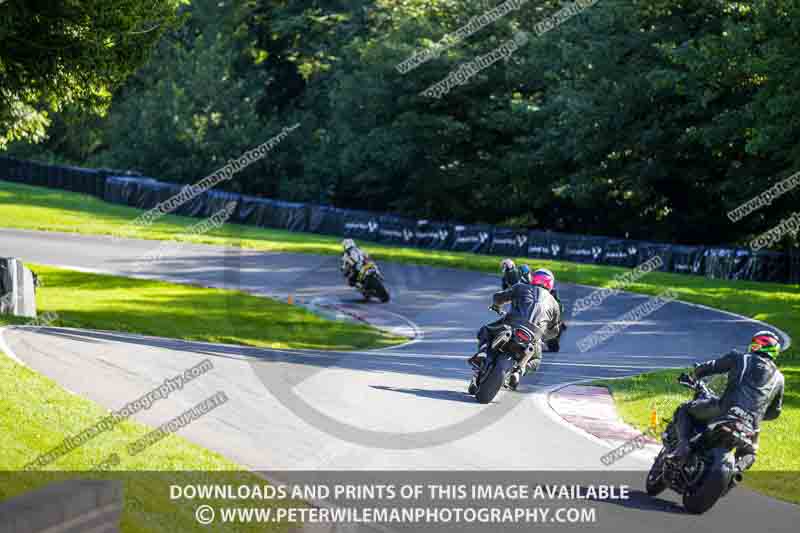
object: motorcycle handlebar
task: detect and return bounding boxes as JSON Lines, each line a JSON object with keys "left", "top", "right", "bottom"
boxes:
{"left": 678, "top": 373, "right": 713, "bottom": 398}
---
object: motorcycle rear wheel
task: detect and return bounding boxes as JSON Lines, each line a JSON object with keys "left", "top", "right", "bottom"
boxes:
{"left": 375, "top": 282, "right": 390, "bottom": 303}
{"left": 682, "top": 459, "right": 728, "bottom": 514}
{"left": 476, "top": 360, "right": 506, "bottom": 404}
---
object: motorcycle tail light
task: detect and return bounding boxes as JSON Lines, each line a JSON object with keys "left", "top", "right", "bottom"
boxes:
{"left": 515, "top": 329, "right": 532, "bottom": 343}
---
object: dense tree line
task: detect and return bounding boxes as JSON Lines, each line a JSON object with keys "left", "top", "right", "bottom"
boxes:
{"left": 4, "top": 0, "right": 799, "bottom": 248}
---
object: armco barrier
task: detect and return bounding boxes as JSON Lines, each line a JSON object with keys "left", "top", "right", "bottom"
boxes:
{"left": 1, "top": 156, "right": 796, "bottom": 283}
{"left": 0, "top": 480, "right": 123, "bottom": 532}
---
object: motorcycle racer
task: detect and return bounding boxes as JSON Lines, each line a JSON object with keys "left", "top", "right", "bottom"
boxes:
{"left": 669, "top": 330, "right": 785, "bottom": 473}
{"left": 468, "top": 265, "right": 562, "bottom": 391}
{"left": 341, "top": 239, "right": 369, "bottom": 288}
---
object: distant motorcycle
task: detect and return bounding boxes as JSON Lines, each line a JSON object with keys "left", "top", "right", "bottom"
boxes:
{"left": 646, "top": 374, "right": 756, "bottom": 514}
{"left": 469, "top": 307, "right": 542, "bottom": 404}
{"left": 355, "top": 261, "right": 390, "bottom": 303}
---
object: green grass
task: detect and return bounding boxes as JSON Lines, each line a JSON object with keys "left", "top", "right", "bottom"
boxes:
{"left": 1, "top": 179, "right": 799, "bottom": 501}
{"left": 27, "top": 264, "right": 402, "bottom": 351}
{"left": 0, "top": 346, "right": 303, "bottom": 532}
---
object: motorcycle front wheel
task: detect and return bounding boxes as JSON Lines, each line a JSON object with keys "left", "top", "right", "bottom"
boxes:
{"left": 645, "top": 450, "right": 668, "bottom": 496}
{"left": 365, "top": 275, "right": 390, "bottom": 303}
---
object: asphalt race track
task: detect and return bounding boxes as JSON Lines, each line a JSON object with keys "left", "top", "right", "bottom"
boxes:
{"left": 1, "top": 228, "right": 797, "bottom": 531}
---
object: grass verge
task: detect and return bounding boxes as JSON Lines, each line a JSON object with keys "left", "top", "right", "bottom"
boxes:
{"left": 25, "top": 264, "right": 403, "bottom": 351}
{"left": 0, "top": 349, "right": 303, "bottom": 532}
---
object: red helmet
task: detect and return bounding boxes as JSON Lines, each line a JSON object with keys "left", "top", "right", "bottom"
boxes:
{"left": 531, "top": 268, "right": 555, "bottom": 291}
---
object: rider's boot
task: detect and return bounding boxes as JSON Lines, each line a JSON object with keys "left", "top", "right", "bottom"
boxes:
{"left": 468, "top": 375, "right": 478, "bottom": 395}
{"left": 508, "top": 364, "right": 523, "bottom": 390}
{"left": 734, "top": 452, "right": 755, "bottom": 474}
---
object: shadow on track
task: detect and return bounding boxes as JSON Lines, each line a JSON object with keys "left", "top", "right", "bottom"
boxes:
{"left": 370, "top": 385, "right": 475, "bottom": 403}
{"left": 590, "top": 489, "right": 686, "bottom": 515}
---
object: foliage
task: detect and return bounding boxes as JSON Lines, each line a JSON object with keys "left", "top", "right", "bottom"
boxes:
{"left": 0, "top": 0, "right": 186, "bottom": 150}
{"left": 5, "top": 0, "right": 800, "bottom": 246}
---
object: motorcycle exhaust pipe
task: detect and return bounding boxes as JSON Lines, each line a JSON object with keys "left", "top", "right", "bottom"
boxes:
{"left": 731, "top": 472, "right": 744, "bottom": 486}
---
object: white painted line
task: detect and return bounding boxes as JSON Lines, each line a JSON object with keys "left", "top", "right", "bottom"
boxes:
{"left": 0, "top": 325, "right": 83, "bottom": 397}
{"left": 0, "top": 326, "right": 25, "bottom": 367}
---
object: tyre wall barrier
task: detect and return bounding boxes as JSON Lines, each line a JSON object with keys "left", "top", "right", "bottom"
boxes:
{"left": 0, "top": 156, "right": 794, "bottom": 283}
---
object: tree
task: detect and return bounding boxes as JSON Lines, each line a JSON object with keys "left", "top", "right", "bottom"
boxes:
{"left": 0, "top": 0, "right": 186, "bottom": 149}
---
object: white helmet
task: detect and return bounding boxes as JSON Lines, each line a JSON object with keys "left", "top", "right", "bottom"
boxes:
{"left": 342, "top": 238, "right": 355, "bottom": 250}
{"left": 501, "top": 259, "right": 516, "bottom": 273}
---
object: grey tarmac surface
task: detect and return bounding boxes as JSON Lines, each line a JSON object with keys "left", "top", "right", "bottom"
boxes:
{"left": 0, "top": 228, "right": 796, "bottom": 531}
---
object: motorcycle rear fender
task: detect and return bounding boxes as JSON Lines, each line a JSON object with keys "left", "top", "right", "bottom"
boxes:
{"left": 483, "top": 350, "right": 514, "bottom": 377}
{"left": 705, "top": 447, "right": 737, "bottom": 493}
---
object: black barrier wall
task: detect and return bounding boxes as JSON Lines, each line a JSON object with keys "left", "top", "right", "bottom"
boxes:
{"left": 0, "top": 156, "right": 794, "bottom": 283}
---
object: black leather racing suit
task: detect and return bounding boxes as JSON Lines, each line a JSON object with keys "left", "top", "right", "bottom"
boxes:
{"left": 477, "top": 282, "right": 562, "bottom": 373}
{"left": 502, "top": 268, "right": 521, "bottom": 290}
{"left": 501, "top": 269, "right": 566, "bottom": 345}
{"left": 674, "top": 349, "right": 784, "bottom": 471}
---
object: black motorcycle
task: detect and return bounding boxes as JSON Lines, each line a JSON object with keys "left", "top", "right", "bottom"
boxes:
{"left": 356, "top": 261, "right": 390, "bottom": 303}
{"left": 469, "top": 307, "right": 542, "bottom": 404}
{"left": 646, "top": 373, "right": 757, "bottom": 514}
